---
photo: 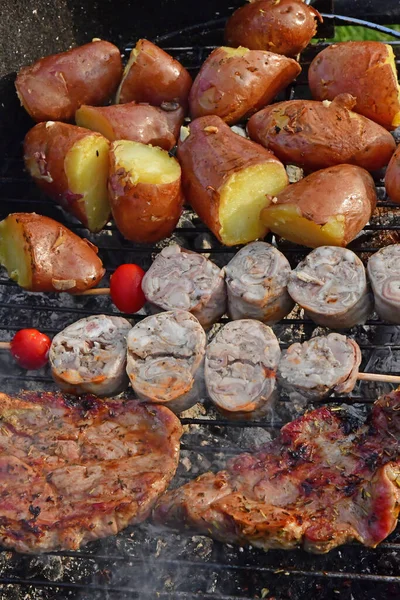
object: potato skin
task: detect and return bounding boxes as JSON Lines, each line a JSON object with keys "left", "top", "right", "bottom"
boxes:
{"left": 23, "top": 121, "right": 110, "bottom": 229}
{"left": 108, "top": 144, "right": 184, "bottom": 244}
{"left": 15, "top": 40, "right": 122, "bottom": 123}
{"left": 261, "top": 164, "right": 377, "bottom": 247}
{"left": 75, "top": 102, "right": 184, "bottom": 151}
{"left": 308, "top": 41, "right": 400, "bottom": 130}
{"left": 385, "top": 146, "right": 400, "bottom": 204}
{"left": 177, "top": 115, "right": 286, "bottom": 242}
{"left": 247, "top": 95, "right": 396, "bottom": 172}
{"left": 116, "top": 39, "right": 192, "bottom": 109}
{"left": 3, "top": 213, "right": 105, "bottom": 292}
{"left": 225, "top": 0, "right": 322, "bottom": 57}
{"left": 189, "top": 47, "right": 301, "bottom": 125}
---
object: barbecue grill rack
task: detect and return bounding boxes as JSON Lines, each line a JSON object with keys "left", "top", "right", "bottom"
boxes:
{"left": 1, "top": 9, "right": 400, "bottom": 600}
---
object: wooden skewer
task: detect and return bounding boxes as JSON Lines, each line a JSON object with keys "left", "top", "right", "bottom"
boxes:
{"left": 357, "top": 373, "right": 400, "bottom": 384}
{"left": 75, "top": 288, "right": 111, "bottom": 296}
{"left": 0, "top": 333, "right": 399, "bottom": 385}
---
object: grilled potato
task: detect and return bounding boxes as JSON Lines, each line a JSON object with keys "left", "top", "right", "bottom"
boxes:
{"left": 189, "top": 46, "right": 301, "bottom": 125}
{"left": 24, "top": 122, "right": 110, "bottom": 233}
{"left": 261, "top": 164, "right": 377, "bottom": 248}
{"left": 15, "top": 40, "right": 122, "bottom": 122}
{"left": 177, "top": 115, "right": 289, "bottom": 246}
{"left": 308, "top": 41, "right": 400, "bottom": 130}
{"left": 108, "top": 140, "right": 183, "bottom": 243}
{"left": 0, "top": 213, "right": 105, "bottom": 293}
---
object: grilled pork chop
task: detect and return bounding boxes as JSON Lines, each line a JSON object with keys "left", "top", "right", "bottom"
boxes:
{"left": 154, "top": 391, "right": 400, "bottom": 554}
{"left": 0, "top": 392, "right": 182, "bottom": 553}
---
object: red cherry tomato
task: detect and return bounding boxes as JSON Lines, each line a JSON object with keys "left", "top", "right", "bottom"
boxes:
{"left": 10, "top": 328, "right": 51, "bottom": 370}
{"left": 110, "top": 264, "right": 146, "bottom": 314}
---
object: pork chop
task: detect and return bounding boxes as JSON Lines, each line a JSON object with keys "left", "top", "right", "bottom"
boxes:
{"left": 154, "top": 391, "right": 400, "bottom": 554}
{"left": 0, "top": 392, "right": 182, "bottom": 553}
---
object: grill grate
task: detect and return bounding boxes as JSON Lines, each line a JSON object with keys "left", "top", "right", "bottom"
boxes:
{"left": 1, "top": 12, "right": 400, "bottom": 600}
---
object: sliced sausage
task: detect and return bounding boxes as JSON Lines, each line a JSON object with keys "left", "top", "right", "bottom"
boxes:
{"left": 288, "top": 246, "right": 373, "bottom": 329}
{"left": 49, "top": 315, "right": 131, "bottom": 396}
{"left": 367, "top": 245, "right": 400, "bottom": 323}
{"left": 126, "top": 310, "right": 206, "bottom": 413}
{"left": 224, "top": 241, "right": 294, "bottom": 323}
{"left": 205, "top": 320, "right": 281, "bottom": 418}
{"left": 141, "top": 244, "right": 226, "bottom": 329}
{"left": 278, "top": 333, "right": 361, "bottom": 403}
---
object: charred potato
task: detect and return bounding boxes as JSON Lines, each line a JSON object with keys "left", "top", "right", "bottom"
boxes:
{"left": 248, "top": 94, "right": 396, "bottom": 172}
{"left": 116, "top": 39, "right": 192, "bottom": 109}
{"left": 261, "top": 164, "right": 377, "bottom": 248}
{"left": 225, "top": 0, "right": 322, "bottom": 57}
{"left": 308, "top": 41, "right": 400, "bottom": 130}
{"left": 75, "top": 102, "right": 184, "bottom": 151}
{"left": 108, "top": 140, "right": 183, "bottom": 243}
{"left": 15, "top": 40, "right": 122, "bottom": 123}
{"left": 189, "top": 46, "right": 301, "bottom": 125}
{"left": 385, "top": 146, "right": 400, "bottom": 204}
{"left": 0, "top": 213, "right": 105, "bottom": 293}
{"left": 177, "top": 115, "right": 289, "bottom": 246}
{"left": 24, "top": 122, "right": 110, "bottom": 233}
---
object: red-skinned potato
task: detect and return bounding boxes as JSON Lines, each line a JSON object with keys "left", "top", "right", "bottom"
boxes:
{"left": 189, "top": 46, "right": 301, "bottom": 125}
{"left": 24, "top": 121, "right": 111, "bottom": 233}
{"left": 385, "top": 146, "right": 400, "bottom": 204}
{"left": 108, "top": 140, "right": 183, "bottom": 243}
{"left": 225, "top": 0, "right": 322, "bottom": 57}
{"left": 0, "top": 213, "right": 105, "bottom": 293}
{"left": 177, "top": 115, "right": 289, "bottom": 246}
{"left": 75, "top": 102, "right": 184, "bottom": 151}
{"left": 309, "top": 41, "right": 400, "bottom": 130}
{"left": 247, "top": 94, "right": 396, "bottom": 172}
{"left": 15, "top": 40, "right": 122, "bottom": 123}
{"left": 116, "top": 39, "right": 192, "bottom": 109}
{"left": 261, "top": 164, "right": 377, "bottom": 248}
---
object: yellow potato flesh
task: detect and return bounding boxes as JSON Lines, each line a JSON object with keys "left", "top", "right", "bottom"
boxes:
{"left": 113, "top": 140, "right": 180, "bottom": 184}
{"left": 261, "top": 204, "right": 345, "bottom": 248}
{"left": 64, "top": 135, "right": 110, "bottom": 233}
{"left": 222, "top": 46, "right": 250, "bottom": 58}
{"left": 0, "top": 217, "right": 32, "bottom": 288}
{"left": 75, "top": 107, "right": 116, "bottom": 140}
{"left": 115, "top": 46, "right": 140, "bottom": 103}
{"left": 219, "top": 163, "right": 288, "bottom": 246}
{"left": 385, "top": 45, "right": 400, "bottom": 128}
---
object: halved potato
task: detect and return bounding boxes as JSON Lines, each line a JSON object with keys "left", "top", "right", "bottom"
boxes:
{"left": 75, "top": 102, "right": 184, "bottom": 151}
{"left": 116, "top": 39, "right": 192, "bottom": 109}
{"left": 177, "top": 115, "right": 289, "bottom": 246}
{"left": 108, "top": 141, "right": 183, "bottom": 243}
{"left": 308, "top": 41, "right": 400, "bottom": 130}
{"left": 261, "top": 164, "right": 377, "bottom": 248}
{"left": 0, "top": 213, "right": 105, "bottom": 293}
{"left": 24, "top": 121, "right": 110, "bottom": 232}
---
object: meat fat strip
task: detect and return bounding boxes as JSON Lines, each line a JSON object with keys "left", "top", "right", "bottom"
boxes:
{"left": 288, "top": 246, "right": 373, "bottom": 329}
{"left": 50, "top": 315, "right": 132, "bottom": 396}
{"left": 141, "top": 244, "right": 226, "bottom": 329}
{"left": 126, "top": 310, "right": 206, "bottom": 413}
{"left": 224, "top": 241, "right": 294, "bottom": 323}
{"left": 277, "top": 333, "right": 361, "bottom": 404}
{"left": 368, "top": 244, "right": 400, "bottom": 323}
{"left": 205, "top": 319, "right": 281, "bottom": 418}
